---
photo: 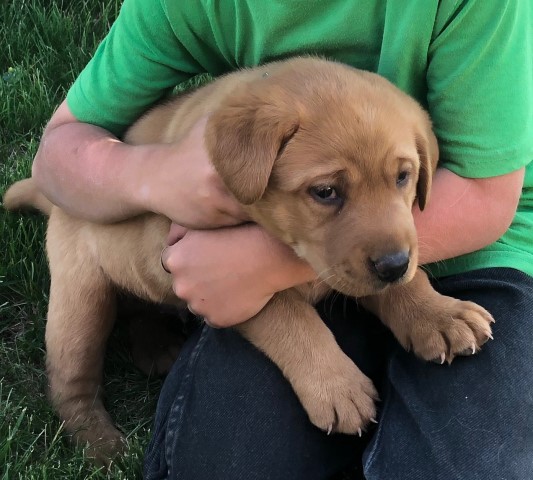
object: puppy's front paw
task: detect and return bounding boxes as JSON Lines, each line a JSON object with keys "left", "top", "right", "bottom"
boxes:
{"left": 294, "top": 356, "right": 378, "bottom": 435}
{"left": 397, "top": 296, "right": 494, "bottom": 364}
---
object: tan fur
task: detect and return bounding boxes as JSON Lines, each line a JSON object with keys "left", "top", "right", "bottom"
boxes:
{"left": 3, "top": 57, "right": 493, "bottom": 465}
{"left": 3, "top": 177, "right": 52, "bottom": 214}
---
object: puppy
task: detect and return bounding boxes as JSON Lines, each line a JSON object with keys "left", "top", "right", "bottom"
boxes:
{"left": 4, "top": 57, "right": 493, "bottom": 464}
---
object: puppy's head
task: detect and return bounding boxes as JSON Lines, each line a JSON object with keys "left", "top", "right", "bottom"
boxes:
{"left": 206, "top": 58, "right": 438, "bottom": 297}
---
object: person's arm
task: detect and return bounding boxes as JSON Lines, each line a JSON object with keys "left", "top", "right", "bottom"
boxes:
{"left": 413, "top": 167, "right": 524, "bottom": 265}
{"left": 31, "top": 0, "right": 248, "bottom": 226}
{"left": 162, "top": 165, "right": 524, "bottom": 327}
{"left": 32, "top": 102, "right": 246, "bottom": 227}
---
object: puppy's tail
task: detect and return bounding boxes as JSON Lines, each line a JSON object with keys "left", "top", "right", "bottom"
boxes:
{"left": 3, "top": 178, "right": 53, "bottom": 215}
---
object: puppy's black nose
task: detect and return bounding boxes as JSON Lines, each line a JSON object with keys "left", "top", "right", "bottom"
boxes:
{"left": 371, "top": 251, "right": 410, "bottom": 283}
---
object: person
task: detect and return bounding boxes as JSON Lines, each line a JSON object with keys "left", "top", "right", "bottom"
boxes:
{"left": 31, "top": 0, "right": 533, "bottom": 478}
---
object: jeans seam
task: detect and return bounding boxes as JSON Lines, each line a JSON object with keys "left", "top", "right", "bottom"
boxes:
{"left": 362, "top": 353, "right": 395, "bottom": 475}
{"left": 164, "top": 325, "right": 210, "bottom": 469}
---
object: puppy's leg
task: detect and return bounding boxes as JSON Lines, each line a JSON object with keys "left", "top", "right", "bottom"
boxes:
{"left": 236, "top": 289, "right": 378, "bottom": 434}
{"left": 46, "top": 221, "right": 124, "bottom": 465}
{"left": 362, "top": 269, "right": 494, "bottom": 364}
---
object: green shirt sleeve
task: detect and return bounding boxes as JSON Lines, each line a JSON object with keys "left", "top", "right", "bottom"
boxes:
{"left": 66, "top": 0, "right": 201, "bottom": 136}
{"left": 427, "top": 0, "right": 533, "bottom": 178}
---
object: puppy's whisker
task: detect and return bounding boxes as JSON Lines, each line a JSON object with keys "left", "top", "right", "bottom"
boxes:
{"left": 313, "top": 267, "right": 337, "bottom": 290}
{"left": 315, "top": 265, "right": 336, "bottom": 280}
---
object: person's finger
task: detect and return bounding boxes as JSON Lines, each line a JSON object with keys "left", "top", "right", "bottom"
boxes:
{"left": 167, "top": 223, "right": 188, "bottom": 245}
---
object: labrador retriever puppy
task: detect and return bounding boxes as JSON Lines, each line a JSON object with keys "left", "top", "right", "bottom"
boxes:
{"left": 4, "top": 57, "right": 493, "bottom": 465}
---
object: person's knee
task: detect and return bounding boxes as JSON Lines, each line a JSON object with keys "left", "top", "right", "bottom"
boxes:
{"left": 362, "top": 338, "right": 533, "bottom": 480}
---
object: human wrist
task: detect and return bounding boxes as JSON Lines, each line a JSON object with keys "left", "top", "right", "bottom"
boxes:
{"left": 108, "top": 142, "right": 175, "bottom": 217}
{"left": 258, "top": 227, "right": 317, "bottom": 293}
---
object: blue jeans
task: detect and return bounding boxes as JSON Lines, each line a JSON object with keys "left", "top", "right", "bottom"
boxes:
{"left": 144, "top": 268, "right": 533, "bottom": 479}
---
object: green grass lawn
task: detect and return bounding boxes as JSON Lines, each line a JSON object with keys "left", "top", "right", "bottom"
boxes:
{"left": 0, "top": 1, "right": 162, "bottom": 477}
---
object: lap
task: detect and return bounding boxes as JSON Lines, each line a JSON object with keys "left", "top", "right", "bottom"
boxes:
{"left": 364, "top": 268, "right": 533, "bottom": 479}
{"left": 144, "top": 324, "right": 367, "bottom": 480}
{"left": 144, "top": 268, "right": 533, "bottom": 480}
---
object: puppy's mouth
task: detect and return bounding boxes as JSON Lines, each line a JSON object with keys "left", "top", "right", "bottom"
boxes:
{"left": 317, "top": 266, "right": 389, "bottom": 298}
{"left": 334, "top": 275, "right": 391, "bottom": 297}
{"left": 295, "top": 243, "right": 415, "bottom": 297}
{"left": 321, "top": 259, "right": 414, "bottom": 297}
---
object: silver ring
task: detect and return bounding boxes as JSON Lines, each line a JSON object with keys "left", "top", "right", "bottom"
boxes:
{"left": 160, "top": 247, "right": 171, "bottom": 274}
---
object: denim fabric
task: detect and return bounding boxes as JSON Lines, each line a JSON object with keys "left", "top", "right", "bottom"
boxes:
{"left": 144, "top": 268, "right": 533, "bottom": 479}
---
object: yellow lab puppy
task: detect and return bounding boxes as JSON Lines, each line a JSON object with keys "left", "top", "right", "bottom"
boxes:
{"left": 4, "top": 57, "right": 493, "bottom": 464}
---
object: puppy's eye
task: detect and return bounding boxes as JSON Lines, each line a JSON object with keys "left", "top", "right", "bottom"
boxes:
{"left": 309, "top": 185, "right": 342, "bottom": 206}
{"left": 396, "top": 171, "right": 410, "bottom": 187}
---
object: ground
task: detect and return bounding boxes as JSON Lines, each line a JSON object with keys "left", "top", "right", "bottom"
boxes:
{"left": 1, "top": 1, "right": 159, "bottom": 477}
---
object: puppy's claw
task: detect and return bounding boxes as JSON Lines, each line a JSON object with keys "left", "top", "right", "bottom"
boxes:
{"left": 370, "top": 418, "right": 378, "bottom": 424}
{"left": 458, "top": 343, "right": 478, "bottom": 357}
{"left": 357, "top": 428, "right": 362, "bottom": 437}
{"left": 327, "top": 424, "right": 333, "bottom": 436}
{"left": 431, "top": 352, "right": 447, "bottom": 364}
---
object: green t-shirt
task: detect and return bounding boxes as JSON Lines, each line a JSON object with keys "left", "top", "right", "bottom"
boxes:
{"left": 67, "top": 0, "right": 533, "bottom": 279}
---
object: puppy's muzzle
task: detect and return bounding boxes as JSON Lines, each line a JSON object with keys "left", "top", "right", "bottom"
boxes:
{"left": 370, "top": 251, "right": 410, "bottom": 283}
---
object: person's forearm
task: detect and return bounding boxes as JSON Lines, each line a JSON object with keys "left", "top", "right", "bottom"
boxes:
{"left": 32, "top": 107, "right": 164, "bottom": 223}
{"left": 414, "top": 167, "right": 524, "bottom": 265}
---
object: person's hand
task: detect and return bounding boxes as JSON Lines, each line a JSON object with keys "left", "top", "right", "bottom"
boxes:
{"left": 141, "top": 116, "right": 249, "bottom": 228}
{"left": 161, "top": 223, "right": 316, "bottom": 327}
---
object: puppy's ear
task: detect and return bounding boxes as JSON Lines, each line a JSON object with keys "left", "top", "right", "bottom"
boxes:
{"left": 205, "top": 89, "right": 300, "bottom": 205}
{"left": 415, "top": 118, "right": 439, "bottom": 210}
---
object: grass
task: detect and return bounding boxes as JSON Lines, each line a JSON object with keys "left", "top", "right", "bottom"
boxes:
{"left": 0, "top": 0, "right": 162, "bottom": 477}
